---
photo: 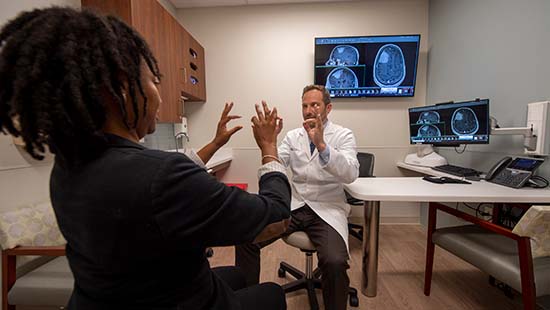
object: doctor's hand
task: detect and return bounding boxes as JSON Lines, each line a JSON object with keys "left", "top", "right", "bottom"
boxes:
{"left": 303, "top": 114, "right": 326, "bottom": 152}
{"left": 251, "top": 101, "right": 279, "bottom": 160}
{"left": 212, "top": 102, "right": 243, "bottom": 148}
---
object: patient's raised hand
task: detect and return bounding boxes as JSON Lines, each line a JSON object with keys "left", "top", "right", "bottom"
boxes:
{"left": 212, "top": 102, "right": 243, "bottom": 147}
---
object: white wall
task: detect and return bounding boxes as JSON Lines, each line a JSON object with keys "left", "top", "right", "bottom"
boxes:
{"left": 177, "top": 0, "right": 429, "bottom": 222}
{"left": 0, "top": 0, "right": 80, "bottom": 24}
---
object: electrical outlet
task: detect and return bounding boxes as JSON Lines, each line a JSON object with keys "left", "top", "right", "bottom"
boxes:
{"left": 181, "top": 117, "right": 188, "bottom": 135}
{"left": 173, "top": 118, "right": 187, "bottom": 135}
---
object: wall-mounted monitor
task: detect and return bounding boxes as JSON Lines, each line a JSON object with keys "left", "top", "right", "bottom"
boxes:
{"left": 314, "top": 34, "right": 421, "bottom": 98}
{"left": 408, "top": 99, "right": 490, "bottom": 146}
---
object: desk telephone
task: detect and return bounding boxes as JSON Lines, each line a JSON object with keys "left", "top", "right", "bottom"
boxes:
{"left": 485, "top": 157, "right": 546, "bottom": 188}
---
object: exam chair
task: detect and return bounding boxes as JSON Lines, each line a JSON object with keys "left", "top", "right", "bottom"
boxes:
{"left": 346, "top": 152, "right": 375, "bottom": 242}
{"left": 424, "top": 203, "right": 550, "bottom": 310}
{"left": 0, "top": 202, "right": 73, "bottom": 310}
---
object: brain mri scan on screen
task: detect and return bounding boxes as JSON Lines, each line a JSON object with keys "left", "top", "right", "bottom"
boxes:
{"left": 451, "top": 107, "right": 479, "bottom": 135}
{"left": 325, "top": 45, "right": 360, "bottom": 66}
{"left": 417, "top": 124, "right": 442, "bottom": 137}
{"left": 314, "top": 35, "right": 420, "bottom": 97}
{"left": 373, "top": 44, "right": 406, "bottom": 88}
{"left": 417, "top": 111, "right": 440, "bottom": 124}
{"left": 326, "top": 67, "right": 359, "bottom": 89}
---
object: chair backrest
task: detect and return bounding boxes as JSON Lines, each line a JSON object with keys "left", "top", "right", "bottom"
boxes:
{"left": 0, "top": 202, "right": 71, "bottom": 309}
{"left": 357, "top": 152, "right": 375, "bottom": 178}
{"left": 345, "top": 152, "right": 375, "bottom": 204}
{"left": 512, "top": 205, "right": 550, "bottom": 258}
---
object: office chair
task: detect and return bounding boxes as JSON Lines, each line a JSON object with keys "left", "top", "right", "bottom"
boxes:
{"left": 346, "top": 152, "right": 375, "bottom": 242}
{"left": 425, "top": 203, "right": 550, "bottom": 310}
{"left": 277, "top": 232, "right": 359, "bottom": 309}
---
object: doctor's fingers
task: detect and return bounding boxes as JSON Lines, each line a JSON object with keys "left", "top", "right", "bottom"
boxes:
{"left": 303, "top": 119, "right": 317, "bottom": 129}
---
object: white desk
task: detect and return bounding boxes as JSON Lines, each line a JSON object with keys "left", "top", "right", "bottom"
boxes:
{"left": 344, "top": 177, "right": 550, "bottom": 297}
{"left": 397, "top": 161, "right": 491, "bottom": 180}
{"left": 397, "top": 161, "right": 462, "bottom": 178}
{"left": 167, "top": 148, "right": 233, "bottom": 174}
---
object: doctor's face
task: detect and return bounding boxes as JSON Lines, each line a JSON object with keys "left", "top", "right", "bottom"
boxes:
{"left": 302, "top": 89, "right": 332, "bottom": 122}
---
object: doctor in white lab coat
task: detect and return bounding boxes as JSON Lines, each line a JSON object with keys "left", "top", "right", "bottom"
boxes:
{"left": 236, "top": 85, "right": 359, "bottom": 310}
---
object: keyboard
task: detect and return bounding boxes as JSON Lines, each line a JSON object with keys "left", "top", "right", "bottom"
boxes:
{"left": 431, "top": 164, "right": 481, "bottom": 177}
{"left": 422, "top": 176, "right": 471, "bottom": 184}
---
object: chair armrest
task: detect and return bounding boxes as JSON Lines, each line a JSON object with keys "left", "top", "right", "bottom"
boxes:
{"left": 3, "top": 245, "right": 66, "bottom": 257}
{"left": 431, "top": 202, "right": 520, "bottom": 241}
{"left": 345, "top": 190, "right": 364, "bottom": 205}
{"left": 2, "top": 245, "right": 66, "bottom": 309}
{"left": 347, "top": 197, "right": 364, "bottom": 206}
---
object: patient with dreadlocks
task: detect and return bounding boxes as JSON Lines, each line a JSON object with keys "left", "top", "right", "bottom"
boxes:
{"left": 0, "top": 7, "right": 290, "bottom": 310}
{"left": 0, "top": 7, "right": 161, "bottom": 162}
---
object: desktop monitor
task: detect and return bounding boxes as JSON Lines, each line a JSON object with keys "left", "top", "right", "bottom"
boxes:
{"left": 408, "top": 99, "right": 490, "bottom": 146}
{"left": 314, "top": 34, "right": 421, "bottom": 98}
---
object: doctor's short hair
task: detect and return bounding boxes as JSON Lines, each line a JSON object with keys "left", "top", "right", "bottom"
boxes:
{"left": 302, "top": 85, "right": 331, "bottom": 106}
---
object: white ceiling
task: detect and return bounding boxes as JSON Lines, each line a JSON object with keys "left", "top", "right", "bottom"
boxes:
{"left": 169, "top": 0, "right": 359, "bottom": 9}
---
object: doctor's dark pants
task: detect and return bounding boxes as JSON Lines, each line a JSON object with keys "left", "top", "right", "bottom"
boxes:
{"left": 235, "top": 205, "right": 350, "bottom": 310}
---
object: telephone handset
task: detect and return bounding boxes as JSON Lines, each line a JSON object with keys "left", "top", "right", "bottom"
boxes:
{"left": 485, "top": 157, "right": 512, "bottom": 181}
{"left": 486, "top": 156, "right": 545, "bottom": 188}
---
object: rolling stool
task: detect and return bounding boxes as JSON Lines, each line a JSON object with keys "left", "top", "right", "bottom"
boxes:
{"left": 277, "top": 231, "right": 359, "bottom": 309}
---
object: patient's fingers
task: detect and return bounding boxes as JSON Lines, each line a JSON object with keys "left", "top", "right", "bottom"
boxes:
{"left": 254, "top": 104, "right": 265, "bottom": 121}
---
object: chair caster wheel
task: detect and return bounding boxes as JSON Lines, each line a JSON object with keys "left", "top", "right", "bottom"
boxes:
{"left": 349, "top": 294, "right": 359, "bottom": 307}
{"left": 205, "top": 248, "right": 214, "bottom": 258}
{"left": 278, "top": 267, "right": 286, "bottom": 278}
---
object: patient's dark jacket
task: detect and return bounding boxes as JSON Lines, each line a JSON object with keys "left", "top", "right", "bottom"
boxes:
{"left": 50, "top": 134, "right": 291, "bottom": 309}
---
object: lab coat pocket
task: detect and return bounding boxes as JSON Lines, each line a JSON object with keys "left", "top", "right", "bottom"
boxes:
{"left": 289, "top": 149, "right": 307, "bottom": 182}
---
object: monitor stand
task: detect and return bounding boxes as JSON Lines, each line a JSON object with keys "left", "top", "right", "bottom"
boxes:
{"left": 404, "top": 145, "right": 448, "bottom": 167}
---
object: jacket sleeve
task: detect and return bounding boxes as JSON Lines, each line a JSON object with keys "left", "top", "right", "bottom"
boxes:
{"left": 151, "top": 153, "right": 291, "bottom": 248}
{"left": 320, "top": 129, "right": 359, "bottom": 184}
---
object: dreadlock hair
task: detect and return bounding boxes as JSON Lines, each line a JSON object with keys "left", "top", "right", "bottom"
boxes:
{"left": 0, "top": 7, "right": 161, "bottom": 163}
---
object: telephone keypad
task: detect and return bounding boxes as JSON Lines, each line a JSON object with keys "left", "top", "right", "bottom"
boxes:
{"left": 492, "top": 169, "right": 530, "bottom": 188}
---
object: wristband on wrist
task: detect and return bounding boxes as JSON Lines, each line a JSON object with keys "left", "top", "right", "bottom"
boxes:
{"left": 262, "top": 154, "right": 282, "bottom": 164}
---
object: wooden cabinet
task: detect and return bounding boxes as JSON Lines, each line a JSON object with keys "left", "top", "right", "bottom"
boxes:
{"left": 187, "top": 34, "right": 206, "bottom": 101}
{"left": 176, "top": 27, "right": 206, "bottom": 103}
{"left": 81, "top": 0, "right": 206, "bottom": 123}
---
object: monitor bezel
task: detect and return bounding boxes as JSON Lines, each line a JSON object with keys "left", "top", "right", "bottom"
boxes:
{"left": 314, "top": 34, "right": 421, "bottom": 99}
{"left": 408, "top": 98, "right": 491, "bottom": 147}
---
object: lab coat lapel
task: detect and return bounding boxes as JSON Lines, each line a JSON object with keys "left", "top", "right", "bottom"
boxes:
{"left": 299, "top": 128, "right": 313, "bottom": 161}
{"left": 324, "top": 121, "right": 336, "bottom": 139}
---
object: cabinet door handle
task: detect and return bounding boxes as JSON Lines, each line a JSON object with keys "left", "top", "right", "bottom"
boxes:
{"left": 181, "top": 68, "right": 187, "bottom": 83}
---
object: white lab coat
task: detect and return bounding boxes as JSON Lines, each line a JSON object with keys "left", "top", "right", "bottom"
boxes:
{"left": 278, "top": 121, "right": 359, "bottom": 250}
